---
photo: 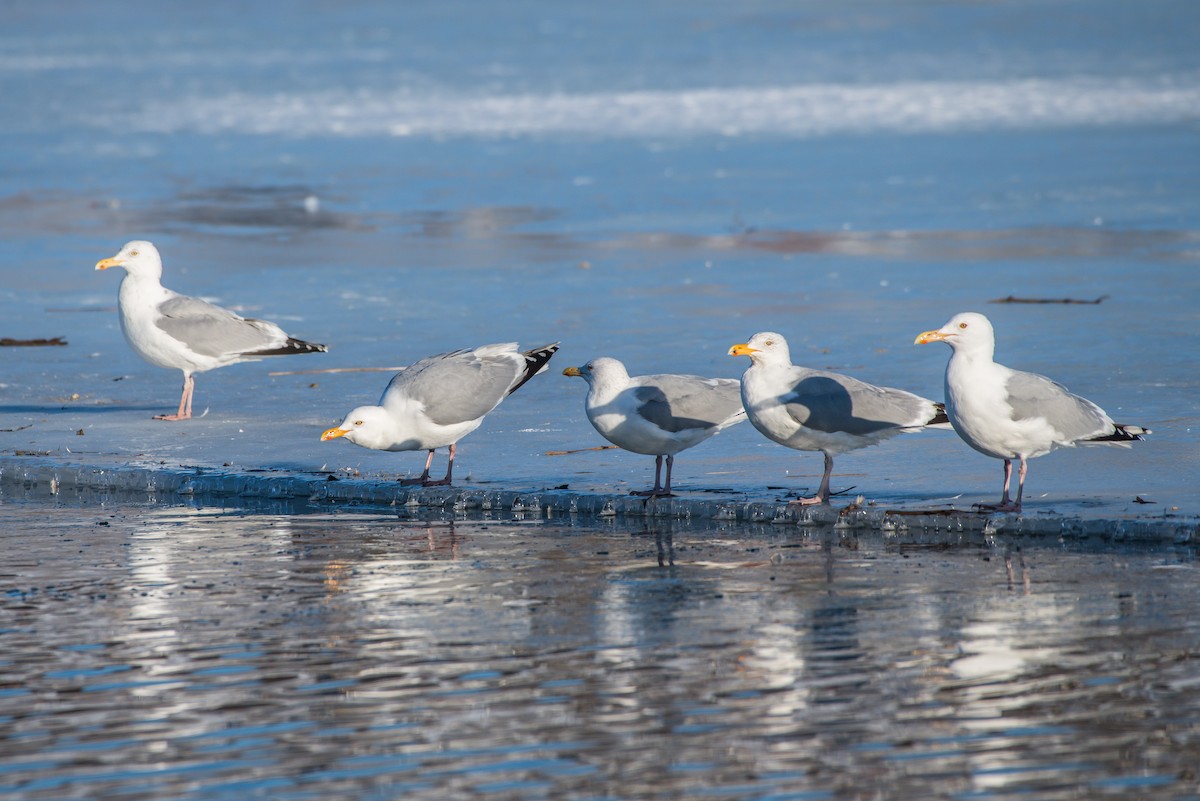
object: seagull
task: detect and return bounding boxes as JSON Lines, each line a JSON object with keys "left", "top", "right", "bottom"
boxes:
{"left": 321, "top": 342, "right": 559, "bottom": 486}
{"left": 563, "top": 357, "right": 745, "bottom": 497}
{"left": 96, "top": 240, "right": 327, "bottom": 420}
{"left": 730, "top": 331, "right": 948, "bottom": 505}
{"left": 915, "top": 311, "right": 1149, "bottom": 512}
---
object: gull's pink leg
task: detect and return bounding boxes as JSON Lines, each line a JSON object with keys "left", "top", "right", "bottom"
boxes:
{"left": 789, "top": 452, "right": 834, "bottom": 506}
{"left": 977, "top": 458, "right": 1022, "bottom": 513}
{"left": 434, "top": 443, "right": 456, "bottom": 486}
{"left": 401, "top": 449, "right": 436, "bottom": 485}
{"left": 1012, "top": 457, "right": 1027, "bottom": 512}
{"left": 155, "top": 373, "right": 195, "bottom": 421}
{"left": 632, "top": 454, "right": 666, "bottom": 497}
{"left": 183, "top": 375, "right": 194, "bottom": 418}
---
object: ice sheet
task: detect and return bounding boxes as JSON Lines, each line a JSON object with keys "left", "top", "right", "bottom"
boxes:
{"left": 1, "top": 0, "right": 1197, "bottom": 529}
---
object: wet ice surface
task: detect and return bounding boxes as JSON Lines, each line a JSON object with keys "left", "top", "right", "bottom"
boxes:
{"left": 1, "top": 496, "right": 1198, "bottom": 800}
{"left": 1, "top": 185, "right": 1195, "bottom": 524}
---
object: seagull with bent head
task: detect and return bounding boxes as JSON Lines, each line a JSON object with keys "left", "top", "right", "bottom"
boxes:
{"left": 321, "top": 342, "right": 558, "bottom": 486}
{"left": 96, "top": 240, "right": 327, "bottom": 420}
{"left": 915, "top": 311, "right": 1149, "bottom": 512}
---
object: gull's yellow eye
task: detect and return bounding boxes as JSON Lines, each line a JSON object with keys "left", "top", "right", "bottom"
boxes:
{"left": 353, "top": 420, "right": 363, "bottom": 426}
{"left": 958, "top": 322, "right": 968, "bottom": 329}
{"left": 764, "top": 339, "right": 774, "bottom": 346}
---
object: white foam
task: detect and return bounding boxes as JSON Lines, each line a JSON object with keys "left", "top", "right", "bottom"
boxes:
{"left": 107, "top": 76, "right": 1200, "bottom": 139}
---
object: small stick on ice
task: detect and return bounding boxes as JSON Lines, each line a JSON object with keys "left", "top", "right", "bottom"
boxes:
{"left": 0, "top": 337, "right": 68, "bottom": 347}
{"left": 544, "top": 445, "right": 621, "bottom": 456}
{"left": 989, "top": 295, "right": 1109, "bottom": 305}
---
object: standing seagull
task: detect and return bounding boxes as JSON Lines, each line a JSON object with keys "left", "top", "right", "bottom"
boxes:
{"left": 730, "top": 331, "right": 948, "bottom": 505}
{"left": 96, "top": 240, "right": 327, "bottom": 420}
{"left": 321, "top": 342, "right": 558, "bottom": 486}
{"left": 915, "top": 311, "right": 1149, "bottom": 512}
{"left": 563, "top": 357, "right": 745, "bottom": 497}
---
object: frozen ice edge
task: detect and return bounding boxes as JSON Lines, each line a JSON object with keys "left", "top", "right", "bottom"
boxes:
{"left": 1, "top": 457, "right": 1195, "bottom": 545}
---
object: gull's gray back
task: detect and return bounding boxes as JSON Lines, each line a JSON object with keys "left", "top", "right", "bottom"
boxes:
{"left": 155, "top": 296, "right": 281, "bottom": 357}
{"left": 783, "top": 369, "right": 932, "bottom": 436}
{"left": 1004, "top": 369, "right": 1111, "bottom": 440}
{"left": 383, "top": 349, "right": 518, "bottom": 426}
{"left": 633, "top": 375, "right": 743, "bottom": 433}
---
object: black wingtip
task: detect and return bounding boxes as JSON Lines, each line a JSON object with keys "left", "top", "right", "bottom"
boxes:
{"left": 248, "top": 337, "right": 329, "bottom": 357}
{"left": 508, "top": 342, "right": 560, "bottom": 395}
{"left": 929, "top": 402, "right": 951, "bottom": 426}
{"left": 1089, "top": 423, "right": 1150, "bottom": 443}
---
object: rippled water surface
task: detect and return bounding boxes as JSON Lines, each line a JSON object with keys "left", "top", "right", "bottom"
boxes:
{"left": 2, "top": 499, "right": 1198, "bottom": 800}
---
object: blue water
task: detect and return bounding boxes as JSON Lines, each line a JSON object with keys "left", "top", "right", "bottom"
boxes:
{"left": 1, "top": 0, "right": 1198, "bottom": 515}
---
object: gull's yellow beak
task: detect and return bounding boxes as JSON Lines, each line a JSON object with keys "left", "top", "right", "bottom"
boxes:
{"left": 320, "top": 427, "right": 349, "bottom": 441}
{"left": 95, "top": 256, "right": 124, "bottom": 271}
{"left": 728, "top": 343, "right": 757, "bottom": 357}
{"left": 562, "top": 366, "right": 582, "bottom": 377}
{"left": 914, "top": 329, "right": 950, "bottom": 345}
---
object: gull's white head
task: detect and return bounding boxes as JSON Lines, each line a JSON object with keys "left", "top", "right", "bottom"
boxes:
{"left": 95, "top": 240, "right": 163, "bottom": 280}
{"left": 562, "top": 356, "right": 629, "bottom": 387}
{"left": 728, "top": 331, "right": 791, "bottom": 366}
{"left": 915, "top": 312, "right": 996, "bottom": 356}
{"left": 320, "top": 406, "right": 400, "bottom": 451}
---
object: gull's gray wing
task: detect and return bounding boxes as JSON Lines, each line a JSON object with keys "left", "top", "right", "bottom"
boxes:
{"left": 782, "top": 369, "right": 933, "bottom": 436}
{"left": 1004, "top": 369, "right": 1111, "bottom": 440}
{"left": 633, "top": 375, "right": 744, "bottom": 433}
{"left": 155, "top": 295, "right": 284, "bottom": 357}
{"left": 381, "top": 347, "right": 520, "bottom": 426}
